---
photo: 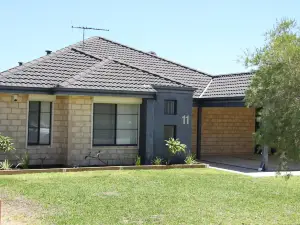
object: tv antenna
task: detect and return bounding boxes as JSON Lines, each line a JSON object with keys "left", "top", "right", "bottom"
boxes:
{"left": 72, "top": 26, "right": 109, "bottom": 50}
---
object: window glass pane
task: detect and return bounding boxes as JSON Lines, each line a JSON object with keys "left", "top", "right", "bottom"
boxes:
{"left": 28, "top": 128, "right": 38, "bottom": 144}
{"left": 93, "top": 130, "right": 115, "bottom": 145}
{"left": 39, "top": 128, "right": 50, "bottom": 144}
{"left": 117, "top": 115, "right": 138, "bottom": 129}
{"left": 164, "top": 125, "right": 176, "bottom": 140}
{"left": 94, "top": 114, "right": 115, "bottom": 129}
{"left": 117, "top": 105, "right": 138, "bottom": 114}
{"left": 164, "top": 100, "right": 176, "bottom": 115}
{"left": 41, "top": 102, "right": 51, "bottom": 112}
{"left": 40, "top": 113, "right": 51, "bottom": 128}
{"left": 28, "top": 112, "right": 39, "bottom": 128}
{"left": 29, "top": 102, "right": 39, "bottom": 111}
{"left": 94, "top": 104, "right": 116, "bottom": 114}
{"left": 116, "top": 130, "right": 137, "bottom": 145}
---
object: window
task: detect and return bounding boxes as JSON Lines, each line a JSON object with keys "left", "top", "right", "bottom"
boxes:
{"left": 164, "top": 100, "right": 177, "bottom": 115}
{"left": 28, "top": 101, "right": 52, "bottom": 145}
{"left": 164, "top": 125, "right": 176, "bottom": 140}
{"left": 93, "top": 104, "right": 138, "bottom": 145}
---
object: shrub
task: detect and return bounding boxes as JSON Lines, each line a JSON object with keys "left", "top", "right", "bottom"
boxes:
{"left": 0, "top": 159, "right": 13, "bottom": 170}
{"left": 0, "top": 133, "right": 15, "bottom": 153}
{"left": 135, "top": 155, "right": 141, "bottom": 166}
{"left": 165, "top": 138, "right": 186, "bottom": 155}
{"left": 16, "top": 151, "right": 30, "bottom": 169}
{"left": 152, "top": 157, "right": 163, "bottom": 165}
{"left": 184, "top": 154, "right": 197, "bottom": 165}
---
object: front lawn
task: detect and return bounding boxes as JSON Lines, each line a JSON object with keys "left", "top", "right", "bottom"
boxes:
{"left": 0, "top": 169, "right": 300, "bottom": 224}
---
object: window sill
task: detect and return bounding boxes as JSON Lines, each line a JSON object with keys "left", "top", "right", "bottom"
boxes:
{"left": 93, "top": 144, "right": 137, "bottom": 147}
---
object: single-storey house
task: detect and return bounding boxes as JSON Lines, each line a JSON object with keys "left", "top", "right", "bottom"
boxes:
{"left": 0, "top": 36, "right": 254, "bottom": 166}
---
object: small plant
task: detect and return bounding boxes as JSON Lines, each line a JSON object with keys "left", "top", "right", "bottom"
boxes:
{"left": 135, "top": 155, "right": 141, "bottom": 166}
{"left": 16, "top": 151, "right": 30, "bottom": 169}
{"left": 152, "top": 157, "right": 163, "bottom": 165}
{"left": 0, "top": 159, "right": 13, "bottom": 170}
{"left": 165, "top": 138, "right": 186, "bottom": 155}
{"left": 184, "top": 154, "right": 197, "bottom": 165}
{"left": 0, "top": 133, "right": 15, "bottom": 153}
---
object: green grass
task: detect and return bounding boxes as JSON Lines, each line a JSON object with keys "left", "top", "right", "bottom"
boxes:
{"left": 1, "top": 169, "right": 300, "bottom": 224}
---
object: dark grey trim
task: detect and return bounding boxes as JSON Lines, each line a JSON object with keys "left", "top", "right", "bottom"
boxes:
{"left": 0, "top": 86, "right": 53, "bottom": 94}
{"left": 197, "top": 107, "right": 202, "bottom": 159}
{"left": 0, "top": 85, "right": 155, "bottom": 98}
{"left": 194, "top": 96, "right": 245, "bottom": 101}
{"left": 193, "top": 97, "right": 245, "bottom": 107}
{"left": 52, "top": 87, "right": 155, "bottom": 98}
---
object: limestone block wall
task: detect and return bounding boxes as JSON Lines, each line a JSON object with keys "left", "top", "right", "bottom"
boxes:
{"left": 0, "top": 94, "right": 66, "bottom": 165}
{"left": 66, "top": 96, "right": 138, "bottom": 166}
{"left": 0, "top": 94, "right": 139, "bottom": 166}
{"left": 201, "top": 107, "right": 255, "bottom": 155}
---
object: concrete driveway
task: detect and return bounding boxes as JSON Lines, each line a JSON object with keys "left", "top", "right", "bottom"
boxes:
{"left": 200, "top": 154, "right": 300, "bottom": 173}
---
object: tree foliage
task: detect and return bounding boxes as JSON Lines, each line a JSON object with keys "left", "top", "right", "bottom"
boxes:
{"left": 245, "top": 19, "right": 300, "bottom": 161}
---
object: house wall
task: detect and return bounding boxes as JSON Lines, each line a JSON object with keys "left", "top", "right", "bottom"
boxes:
{"left": 153, "top": 88, "right": 194, "bottom": 162}
{"left": 0, "top": 94, "right": 66, "bottom": 165}
{"left": 66, "top": 96, "right": 138, "bottom": 166}
{"left": 0, "top": 94, "right": 138, "bottom": 166}
{"left": 200, "top": 107, "right": 255, "bottom": 155}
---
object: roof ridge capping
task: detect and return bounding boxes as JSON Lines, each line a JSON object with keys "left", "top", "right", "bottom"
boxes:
{"left": 58, "top": 56, "right": 110, "bottom": 88}
{"left": 213, "top": 71, "right": 255, "bottom": 78}
{"left": 96, "top": 36, "right": 212, "bottom": 77}
{"left": 71, "top": 47, "right": 192, "bottom": 88}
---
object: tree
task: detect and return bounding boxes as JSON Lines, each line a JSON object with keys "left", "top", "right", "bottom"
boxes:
{"left": 245, "top": 19, "right": 300, "bottom": 166}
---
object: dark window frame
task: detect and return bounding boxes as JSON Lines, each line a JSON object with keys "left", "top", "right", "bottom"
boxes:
{"left": 93, "top": 103, "right": 139, "bottom": 146}
{"left": 164, "top": 100, "right": 177, "bottom": 115}
{"left": 27, "top": 101, "right": 52, "bottom": 146}
{"left": 164, "top": 125, "right": 177, "bottom": 140}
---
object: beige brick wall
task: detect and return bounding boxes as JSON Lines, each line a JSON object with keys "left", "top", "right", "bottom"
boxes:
{"left": 0, "top": 94, "right": 138, "bottom": 166}
{"left": 201, "top": 107, "right": 255, "bottom": 155}
{"left": 191, "top": 107, "right": 198, "bottom": 156}
{"left": 66, "top": 96, "right": 138, "bottom": 166}
{"left": 0, "top": 94, "right": 67, "bottom": 165}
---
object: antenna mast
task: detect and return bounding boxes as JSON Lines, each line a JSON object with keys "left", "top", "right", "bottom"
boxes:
{"left": 72, "top": 26, "right": 109, "bottom": 50}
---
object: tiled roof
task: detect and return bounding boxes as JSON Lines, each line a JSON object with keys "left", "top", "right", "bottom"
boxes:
{"left": 0, "top": 48, "right": 99, "bottom": 88}
{"left": 0, "top": 36, "right": 253, "bottom": 98}
{"left": 76, "top": 37, "right": 212, "bottom": 94}
{"left": 200, "top": 72, "right": 254, "bottom": 98}
{"left": 58, "top": 48, "right": 186, "bottom": 92}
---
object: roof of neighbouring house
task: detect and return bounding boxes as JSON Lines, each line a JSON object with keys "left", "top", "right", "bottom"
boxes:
{"left": 0, "top": 36, "right": 254, "bottom": 98}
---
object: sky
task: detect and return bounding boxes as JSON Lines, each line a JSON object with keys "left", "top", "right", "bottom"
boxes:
{"left": 0, "top": 0, "right": 299, "bottom": 74}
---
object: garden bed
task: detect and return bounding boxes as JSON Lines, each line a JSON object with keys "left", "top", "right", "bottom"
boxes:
{"left": 0, "top": 163, "right": 208, "bottom": 175}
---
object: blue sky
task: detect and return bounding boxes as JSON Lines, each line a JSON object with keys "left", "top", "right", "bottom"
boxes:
{"left": 0, "top": 0, "right": 299, "bottom": 74}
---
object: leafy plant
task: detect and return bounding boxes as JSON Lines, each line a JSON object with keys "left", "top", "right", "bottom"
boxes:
{"left": 0, "top": 159, "right": 13, "bottom": 170}
{"left": 0, "top": 133, "right": 15, "bottom": 153}
{"left": 16, "top": 151, "right": 30, "bottom": 169}
{"left": 152, "top": 157, "right": 163, "bottom": 165}
{"left": 135, "top": 155, "right": 141, "bottom": 166}
{"left": 184, "top": 154, "right": 197, "bottom": 165}
{"left": 165, "top": 138, "right": 186, "bottom": 155}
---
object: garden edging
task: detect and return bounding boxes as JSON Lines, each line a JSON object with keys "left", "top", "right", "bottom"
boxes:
{"left": 0, "top": 164, "right": 208, "bottom": 175}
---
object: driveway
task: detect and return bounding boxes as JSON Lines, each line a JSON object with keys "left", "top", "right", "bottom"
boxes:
{"left": 200, "top": 154, "right": 300, "bottom": 173}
